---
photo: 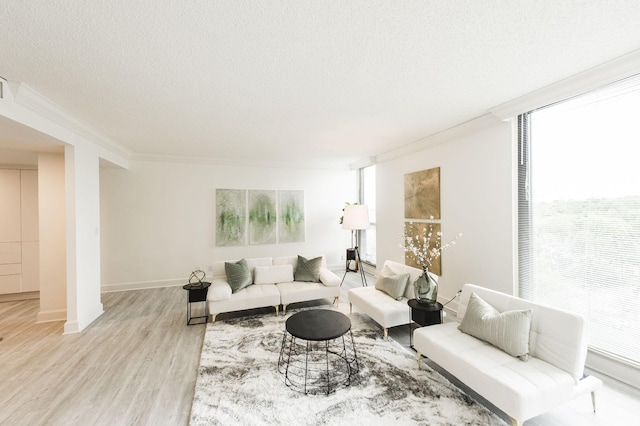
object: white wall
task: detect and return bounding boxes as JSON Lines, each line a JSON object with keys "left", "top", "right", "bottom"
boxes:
{"left": 37, "top": 153, "right": 66, "bottom": 322}
{"left": 376, "top": 115, "right": 514, "bottom": 309}
{"left": 100, "top": 117, "right": 514, "bottom": 297}
{"left": 100, "top": 160, "right": 354, "bottom": 290}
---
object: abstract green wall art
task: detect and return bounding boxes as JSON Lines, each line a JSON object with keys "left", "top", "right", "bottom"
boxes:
{"left": 248, "top": 190, "right": 277, "bottom": 245}
{"left": 216, "top": 189, "right": 246, "bottom": 246}
{"left": 278, "top": 190, "right": 305, "bottom": 243}
{"left": 215, "top": 188, "right": 305, "bottom": 246}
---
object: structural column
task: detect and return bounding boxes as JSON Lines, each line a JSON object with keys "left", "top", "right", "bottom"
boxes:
{"left": 64, "top": 143, "right": 103, "bottom": 333}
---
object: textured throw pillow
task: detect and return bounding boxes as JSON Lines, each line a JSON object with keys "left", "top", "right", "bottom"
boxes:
{"left": 225, "top": 259, "right": 252, "bottom": 293}
{"left": 459, "top": 292, "right": 533, "bottom": 361}
{"left": 294, "top": 255, "right": 322, "bottom": 282}
{"left": 375, "top": 273, "right": 410, "bottom": 300}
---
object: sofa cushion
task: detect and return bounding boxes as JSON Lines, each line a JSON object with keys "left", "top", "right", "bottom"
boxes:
{"left": 294, "top": 255, "right": 322, "bottom": 282}
{"left": 459, "top": 291, "right": 532, "bottom": 360}
{"left": 209, "top": 280, "right": 232, "bottom": 301}
{"left": 319, "top": 268, "right": 341, "bottom": 287}
{"left": 225, "top": 259, "right": 253, "bottom": 293}
{"left": 208, "top": 283, "right": 281, "bottom": 316}
{"left": 254, "top": 264, "right": 294, "bottom": 284}
{"left": 348, "top": 286, "right": 411, "bottom": 329}
{"left": 374, "top": 272, "right": 410, "bottom": 300}
{"left": 278, "top": 281, "right": 340, "bottom": 306}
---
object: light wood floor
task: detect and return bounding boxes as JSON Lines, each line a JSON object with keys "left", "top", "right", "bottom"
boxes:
{"left": 0, "top": 286, "right": 204, "bottom": 426}
{"left": 1, "top": 270, "right": 639, "bottom": 426}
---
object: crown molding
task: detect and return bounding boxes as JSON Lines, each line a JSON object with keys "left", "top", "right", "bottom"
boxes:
{"left": 373, "top": 113, "right": 503, "bottom": 165}
{"left": 348, "top": 156, "right": 376, "bottom": 170}
{"left": 130, "top": 152, "right": 351, "bottom": 171}
{"left": 490, "top": 48, "right": 640, "bottom": 119}
{"left": 11, "top": 82, "right": 132, "bottom": 161}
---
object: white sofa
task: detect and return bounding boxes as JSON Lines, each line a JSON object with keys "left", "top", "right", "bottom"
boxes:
{"left": 414, "top": 283, "right": 603, "bottom": 426}
{"left": 348, "top": 260, "right": 424, "bottom": 340}
{"left": 207, "top": 255, "right": 341, "bottom": 322}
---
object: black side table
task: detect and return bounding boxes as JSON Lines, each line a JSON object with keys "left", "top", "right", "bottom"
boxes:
{"left": 408, "top": 299, "right": 443, "bottom": 347}
{"left": 182, "top": 282, "right": 211, "bottom": 325}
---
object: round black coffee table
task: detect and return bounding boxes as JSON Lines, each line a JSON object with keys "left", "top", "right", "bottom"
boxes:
{"left": 278, "top": 309, "right": 359, "bottom": 395}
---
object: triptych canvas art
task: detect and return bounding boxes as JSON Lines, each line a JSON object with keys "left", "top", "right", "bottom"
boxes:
{"left": 216, "top": 189, "right": 305, "bottom": 246}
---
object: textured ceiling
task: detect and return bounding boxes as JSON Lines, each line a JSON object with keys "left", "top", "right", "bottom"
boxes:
{"left": 2, "top": 1, "right": 640, "bottom": 167}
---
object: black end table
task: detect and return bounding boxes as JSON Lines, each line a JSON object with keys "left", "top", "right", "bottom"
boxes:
{"left": 278, "top": 309, "right": 359, "bottom": 394}
{"left": 408, "top": 299, "right": 443, "bottom": 347}
{"left": 182, "top": 282, "right": 211, "bottom": 325}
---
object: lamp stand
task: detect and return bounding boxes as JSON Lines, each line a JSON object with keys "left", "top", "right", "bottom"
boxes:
{"left": 341, "top": 246, "right": 368, "bottom": 287}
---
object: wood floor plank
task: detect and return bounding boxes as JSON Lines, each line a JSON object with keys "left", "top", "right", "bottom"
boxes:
{"left": 0, "top": 286, "right": 204, "bottom": 426}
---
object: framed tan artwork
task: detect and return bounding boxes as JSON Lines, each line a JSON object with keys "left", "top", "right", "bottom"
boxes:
{"left": 404, "top": 221, "right": 442, "bottom": 276}
{"left": 404, "top": 167, "right": 440, "bottom": 219}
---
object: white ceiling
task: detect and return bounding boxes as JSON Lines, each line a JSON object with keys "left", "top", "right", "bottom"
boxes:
{"left": 2, "top": 1, "right": 640, "bottom": 168}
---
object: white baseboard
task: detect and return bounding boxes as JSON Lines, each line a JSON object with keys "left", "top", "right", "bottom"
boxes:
{"left": 37, "top": 309, "right": 66, "bottom": 323}
{"left": 64, "top": 319, "right": 80, "bottom": 334}
{"left": 101, "top": 277, "right": 202, "bottom": 293}
{"left": 0, "top": 291, "right": 39, "bottom": 302}
{"left": 587, "top": 349, "right": 640, "bottom": 390}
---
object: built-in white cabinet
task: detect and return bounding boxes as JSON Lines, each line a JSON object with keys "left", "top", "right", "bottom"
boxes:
{"left": 0, "top": 169, "right": 21, "bottom": 241}
{"left": 0, "top": 169, "right": 39, "bottom": 295}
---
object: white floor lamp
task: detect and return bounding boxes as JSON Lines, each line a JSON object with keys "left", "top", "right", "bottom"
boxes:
{"left": 341, "top": 204, "right": 370, "bottom": 287}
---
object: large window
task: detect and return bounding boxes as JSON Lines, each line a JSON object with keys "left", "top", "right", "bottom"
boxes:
{"left": 519, "top": 75, "right": 640, "bottom": 366}
{"left": 359, "top": 165, "right": 376, "bottom": 265}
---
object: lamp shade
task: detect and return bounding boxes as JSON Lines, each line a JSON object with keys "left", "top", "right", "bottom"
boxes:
{"left": 342, "top": 205, "right": 371, "bottom": 230}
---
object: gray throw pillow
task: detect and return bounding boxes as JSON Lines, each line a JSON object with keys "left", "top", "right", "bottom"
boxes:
{"left": 375, "top": 273, "right": 410, "bottom": 300}
{"left": 294, "top": 255, "right": 322, "bottom": 282}
{"left": 225, "top": 259, "right": 252, "bottom": 293}
{"left": 459, "top": 291, "right": 532, "bottom": 361}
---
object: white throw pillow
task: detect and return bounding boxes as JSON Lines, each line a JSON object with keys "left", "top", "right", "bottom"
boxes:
{"left": 254, "top": 264, "right": 294, "bottom": 285}
{"left": 375, "top": 272, "right": 410, "bottom": 300}
{"left": 459, "top": 291, "right": 533, "bottom": 360}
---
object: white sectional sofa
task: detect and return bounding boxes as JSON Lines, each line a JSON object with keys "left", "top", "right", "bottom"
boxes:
{"left": 207, "top": 255, "right": 341, "bottom": 322}
{"left": 348, "top": 260, "right": 423, "bottom": 340}
{"left": 414, "top": 283, "right": 602, "bottom": 426}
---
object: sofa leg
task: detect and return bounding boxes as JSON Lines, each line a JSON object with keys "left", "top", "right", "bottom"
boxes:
{"left": 274, "top": 305, "right": 279, "bottom": 316}
{"left": 334, "top": 296, "right": 339, "bottom": 306}
{"left": 510, "top": 418, "right": 521, "bottom": 426}
{"left": 210, "top": 314, "right": 217, "bottom": 323}
{"left": 383, "top": 328, "right": 388, "bottom": 341}
{"left": 591, "top": 390, "right": 597, "bottom": 412}
{"left": 350, "top": 303, "right": 353, "bottom": 314}
{"left": 283, "top": 305, "right": 287, "bottom": 316}
{"left": 417, "top": 352, "right": 421, "bottom": 370}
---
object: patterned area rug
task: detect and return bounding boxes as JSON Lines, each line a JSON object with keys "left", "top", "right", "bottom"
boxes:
{"left": 189, "top": 308, "right": 506, "bottom": 425}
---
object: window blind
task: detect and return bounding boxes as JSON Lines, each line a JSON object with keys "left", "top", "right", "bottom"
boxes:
{"left": 518, "top": 74, "right": 640, "bottom": 367}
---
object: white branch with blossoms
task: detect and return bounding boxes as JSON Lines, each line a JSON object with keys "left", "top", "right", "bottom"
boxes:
{"left": 400, "top": 219, "right": 462, "bottom": 272}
